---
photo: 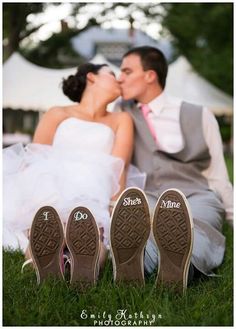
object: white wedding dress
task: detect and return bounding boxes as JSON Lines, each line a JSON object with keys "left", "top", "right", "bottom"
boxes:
{"left": 3, "top": 118, "right": 146, "bottom": 252}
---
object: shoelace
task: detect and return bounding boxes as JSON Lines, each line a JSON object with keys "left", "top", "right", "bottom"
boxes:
{"left": 21, "top": 254, "right": 69, "bottom": 274}
{"left": 21, "top": 258, "right": 33, "bottom": 274}
{"left": 64, "top": 255, "right": 71, "bottom": 268}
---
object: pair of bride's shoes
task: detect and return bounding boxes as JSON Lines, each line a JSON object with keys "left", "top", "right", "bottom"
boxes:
{"left": 24, "top": 206, "right": 100, "bottom": 291}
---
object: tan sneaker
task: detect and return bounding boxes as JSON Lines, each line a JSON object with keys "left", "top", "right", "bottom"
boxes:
{"left": 65, "top": 206, "right": 100, "bottom": 290}
{"left": 110, "top": 187, "right": 151, "bottom": 285}
{"left": 152, "top": 189, "right": 194, "bottom": 293}
{"left": 29, "top": 206, "right": 64, "bottom": 284}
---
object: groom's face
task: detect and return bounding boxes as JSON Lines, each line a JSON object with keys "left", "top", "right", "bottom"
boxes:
{"left": 118, "top": 54, "right": 149, "bottom": 102}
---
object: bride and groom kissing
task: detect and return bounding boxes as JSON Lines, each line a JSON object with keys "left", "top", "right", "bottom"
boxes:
{"left": 3, "top": 46, "right": 233, "bottom": 293}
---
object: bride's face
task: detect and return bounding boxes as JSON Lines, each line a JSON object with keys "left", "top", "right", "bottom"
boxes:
{"left": 95, "top": 66, "right": 121, "bottom": 101}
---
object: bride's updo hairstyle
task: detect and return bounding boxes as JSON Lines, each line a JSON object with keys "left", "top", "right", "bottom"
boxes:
{"left": 62, "top": 63, "right": 108, "bottom": 102}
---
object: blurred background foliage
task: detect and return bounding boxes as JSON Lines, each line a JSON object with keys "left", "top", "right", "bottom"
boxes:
{"left": 3, "top": 2, "right": 233, "bottom": 95}
{"left": 161, "top": 3, "right": 233, "bottom": 96}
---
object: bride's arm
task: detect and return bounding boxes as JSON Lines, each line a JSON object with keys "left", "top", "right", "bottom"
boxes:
{"left": 111, "top": 112, "right": 134, "bottom": 201}
{"left": 33, "top": 107, "right": 66, "bottom": 145}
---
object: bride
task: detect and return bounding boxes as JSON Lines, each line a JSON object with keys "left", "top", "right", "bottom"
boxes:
{"left": 3, "top": 63, "right": 141, "bottom": 266}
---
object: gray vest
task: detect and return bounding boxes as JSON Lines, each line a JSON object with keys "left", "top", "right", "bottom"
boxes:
{"left": 123, "top": 101, "right": 211, "bottom": 197}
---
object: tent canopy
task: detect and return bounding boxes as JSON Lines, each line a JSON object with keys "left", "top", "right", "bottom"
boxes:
{"left": 3, "top": 53, "right": 74, "bottom": 111}
{"left": 166, "top": 56, "right": 233, "bottom": 116}
{"left": 3, "top": 53, "right": 233, "bottom": 116}
{"left": 3, "top": 53, "right": 118, "bottom": 112}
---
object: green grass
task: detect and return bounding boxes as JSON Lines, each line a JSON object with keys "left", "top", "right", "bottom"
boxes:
{"left": 3, "top": 156, "right": 233, "bottom": 326}
{"left": 3, "top": 222, "right": 233, "bottom": 326}
{"left": 225, "top": 154, "right": 233, "bottom": 183}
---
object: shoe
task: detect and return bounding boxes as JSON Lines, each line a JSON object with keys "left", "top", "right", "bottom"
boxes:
{"left": 29, "top": 206, "right": 65, "bottom": 284}
{"left": 152, "top": 189, "right": 194, "bottom": 293}
{"left": 110, "top": 187, "right": 151, "bottom": 285}
{"left": 65, "top": 206, "right": 100, "bottom": 290}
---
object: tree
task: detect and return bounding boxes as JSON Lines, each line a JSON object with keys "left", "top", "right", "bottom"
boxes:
{"left": 21, "top": 24, "right": 86, "bottom": 68}
{"left": 3, "top": 3, "right": 106, "bottom": 66}
{"left": 3, "top": 3, "right": 44, "bottom": 60}
{"left": 160, "top": 3, "right": 233, "bottom": 95}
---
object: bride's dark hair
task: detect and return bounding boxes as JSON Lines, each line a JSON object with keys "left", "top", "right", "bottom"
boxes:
{"left": 62, "top": 63, "right": 108, "bottom": 102}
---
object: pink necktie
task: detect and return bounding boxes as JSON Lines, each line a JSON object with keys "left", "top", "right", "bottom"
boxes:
{"left": 141, "top": 104, "right": 157, "bottom": 141}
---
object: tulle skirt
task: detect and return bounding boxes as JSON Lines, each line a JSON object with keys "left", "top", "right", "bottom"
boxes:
{"left": 3, "top": 143, "right": 146, "bottom": 251}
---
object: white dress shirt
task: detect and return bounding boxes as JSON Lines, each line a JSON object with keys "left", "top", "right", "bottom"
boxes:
{"left": 144, "top": 92, "right": 233, "bottom": 221}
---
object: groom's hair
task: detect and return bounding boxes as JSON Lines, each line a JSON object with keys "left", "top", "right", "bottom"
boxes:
{"left": 123, "top": 46, "right": 168, "bottom": 89}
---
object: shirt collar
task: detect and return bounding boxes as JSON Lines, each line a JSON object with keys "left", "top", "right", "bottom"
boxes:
{"left": 138, "top": 91, "right": 166, "bottom": 114}
{"left": 148, "top": 91, "right": 166, "bottom": 115}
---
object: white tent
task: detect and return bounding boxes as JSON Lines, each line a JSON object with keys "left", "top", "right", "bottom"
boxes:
{"left": 3, "top": 53, "right": 233, "bottom": 116}
{"left": 3, "top": 53, "right": 74, "bottom": 111}
{"left": 166, "top": 56, "right": 233, "bottom": 116}
{"left": 3, "top": 52, "right": 119, "bottom": 112}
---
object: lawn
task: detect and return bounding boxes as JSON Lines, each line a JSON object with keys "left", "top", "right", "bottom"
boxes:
{"left": 3, "top": 156, "right": 233, "bottom": 326}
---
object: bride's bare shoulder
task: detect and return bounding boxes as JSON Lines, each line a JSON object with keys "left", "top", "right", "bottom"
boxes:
{"left": 47, "top": 105, "right": 68, "bottom": 116}
{"left": 44, "top": 105, "right": 72, "bottom": 122}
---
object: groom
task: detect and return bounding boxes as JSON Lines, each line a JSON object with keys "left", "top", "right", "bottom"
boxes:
{"left": 115, "top": 46, "right": 233, "bottom": 285}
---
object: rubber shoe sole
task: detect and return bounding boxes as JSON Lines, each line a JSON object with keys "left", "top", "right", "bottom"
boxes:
{"left": 65, "top": 206, "right": 100, "bottom": 290}
{"left": 29, "top": 206, "right": 64, "bottom": 284}
{"left": 152, "top": 189, "right": 193, "bottom": 293}
{"left": 110, "top": 187, "right": 151, "bottom": 285}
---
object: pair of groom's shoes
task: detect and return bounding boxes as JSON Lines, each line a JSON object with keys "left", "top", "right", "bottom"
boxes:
{"left": 28, "top": 206, "right": 100, "bottom": 290}
{"left": 110, "top": 187, "right": 194, "bottom": 293}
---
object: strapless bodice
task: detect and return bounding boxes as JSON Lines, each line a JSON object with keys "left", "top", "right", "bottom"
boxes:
{"left": 52, "top": 118, "right": 115, "bottom": 154}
